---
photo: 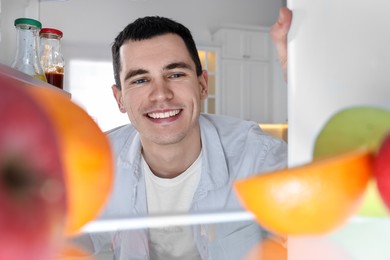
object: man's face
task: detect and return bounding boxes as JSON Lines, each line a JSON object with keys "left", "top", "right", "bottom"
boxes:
{"left": 113, "top": 33, "right": 208, "bottom": 147}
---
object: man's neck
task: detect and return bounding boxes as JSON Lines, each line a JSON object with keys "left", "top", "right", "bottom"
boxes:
{"left": 141, "top": 133, "right": 202, "bottom": 179}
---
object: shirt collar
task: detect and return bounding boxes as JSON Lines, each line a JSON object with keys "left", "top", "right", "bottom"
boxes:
{"left": 115, "top": 117, "right": 230, "bottom": 193}
{"left": 196, "top": 115, "right": 230, "bottom": 197}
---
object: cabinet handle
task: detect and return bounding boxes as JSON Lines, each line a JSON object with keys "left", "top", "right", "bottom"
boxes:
{"left": 243, "top": 54, "right": 251, "bottom": 59}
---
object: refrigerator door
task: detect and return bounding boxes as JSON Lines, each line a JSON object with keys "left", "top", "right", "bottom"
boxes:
{"left": 287, "top": 0, "right": 390, "bottom": 167}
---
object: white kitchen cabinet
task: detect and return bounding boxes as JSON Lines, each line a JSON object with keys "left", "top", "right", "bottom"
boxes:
{"left": 214, "top": 26, "right": 280, "bottom": 123}
{"left": 215, "top": 28, "right": 270, "bottom": 61}
{"left": 221, "top": 59, "right": 270, "bottom": 122}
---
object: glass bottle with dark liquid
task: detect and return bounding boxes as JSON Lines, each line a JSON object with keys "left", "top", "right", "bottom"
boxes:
{"left": 45, "top": 66, "right": 64, "bottom": 89}
{"left": 39, "top": 28, "right": 64, "bottom": 89}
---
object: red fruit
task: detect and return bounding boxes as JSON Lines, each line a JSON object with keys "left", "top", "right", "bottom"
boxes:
{"left": 0, "top": 76, "right": 67, "bottom": 260}
{"left": 374, "top": 131, "right": 390, "bottom": 211}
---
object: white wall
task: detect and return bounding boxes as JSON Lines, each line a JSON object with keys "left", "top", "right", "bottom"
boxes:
{"left": 0, "top": 0, "right": 40, "bottom": 66}
{"left": 1, "top": 0, "right": 284, "bottom": 73}
{"left": 37, "top": 0, "right": 285, "bottom": 73}
{"left": 2, "top": 0, "right": 283, "bottom": 58}
{"left": 1, "top": 0, "right": 285, "bottom": 81}
{"left": 38, "top": 0, "right": 283, "bottom": 46}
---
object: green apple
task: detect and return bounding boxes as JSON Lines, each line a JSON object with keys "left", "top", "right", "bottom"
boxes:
{"left": 313, "top": 106, "right": 390, "bottom": 217}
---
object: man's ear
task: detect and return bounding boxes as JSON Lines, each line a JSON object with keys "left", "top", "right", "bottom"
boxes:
{"left": 112, "top": 85, "right": 126, "bottom": 113}
{"left": 199, "top": 70, "right": 209, "bottom": 100}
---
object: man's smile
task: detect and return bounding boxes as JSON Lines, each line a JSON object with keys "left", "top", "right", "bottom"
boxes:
{"left": 147, "top": 109, "right": 181, "bottom": 119}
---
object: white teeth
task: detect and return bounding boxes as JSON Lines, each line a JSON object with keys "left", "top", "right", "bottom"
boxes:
{"left": 148, "top": 109, "right": 180, "bottom": 119}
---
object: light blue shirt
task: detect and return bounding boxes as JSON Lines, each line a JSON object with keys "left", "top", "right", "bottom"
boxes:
{"left": 84, "top": 114, "right": 287, "bottom": 259}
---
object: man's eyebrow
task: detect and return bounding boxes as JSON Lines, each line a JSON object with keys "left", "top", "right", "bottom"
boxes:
{"left": 123, "top": 68, "right": 148, "bottom": 82}
{"left": 164, "top": 62, "right": 193, "bottom": 71}
{"left": 123, "top": 62, "right": 192, "bottom": 82}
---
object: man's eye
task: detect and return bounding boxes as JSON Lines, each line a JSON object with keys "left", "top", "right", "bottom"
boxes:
{"left": 131, "top": 78, "right": 148, "bottom": 85}
{"left": 168, "top": 73, "right": 184, "bottom": 79}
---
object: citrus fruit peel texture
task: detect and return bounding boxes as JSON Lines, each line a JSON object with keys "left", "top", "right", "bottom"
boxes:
{"left": 234, "top": 150, "right": 373, "bottom": 236}
{"left": 26, "top": 86, "right": 114, "bottom": 236}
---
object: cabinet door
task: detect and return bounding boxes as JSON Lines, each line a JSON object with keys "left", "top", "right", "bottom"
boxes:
{"left": 244, "top": 61, "right": 270, "bottom": 123}
{"left": 244, "top": 31, "right": 270, "bottom": 61}
{"left": 218, "top": 29, "right": 270, "bottom": 61}
{"left": 221, "top": 59, "right": 244, "bottom": 119}
{"left": 221, "top": 59, "right": 270, "bottom": 123}
{"left": 221, "top": 30, "right": 246, "bottom": 59}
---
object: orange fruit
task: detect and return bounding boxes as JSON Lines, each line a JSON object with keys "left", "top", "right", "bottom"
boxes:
{"left": 56, "top": 241, "right": 94, "bottom": 259}
{"left": 234, "top": 150, "right": 373, "bottom": 235}
{"left": 245, "top": 237, "right": 287, "bottom": 260}
{"left": 26, "top": 86, "right": 114, "bottom": 235}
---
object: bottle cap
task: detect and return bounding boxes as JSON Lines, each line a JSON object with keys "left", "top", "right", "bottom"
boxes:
{"left": 14, "top": 18, "right": 42, "bottom": 29}
{"left": 40, "top": 28, "right": 63, "bottom": 38}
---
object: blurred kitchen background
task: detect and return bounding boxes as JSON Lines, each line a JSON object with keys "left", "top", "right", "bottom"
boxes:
{"left": 0, "top": 0, "right": 287, "bottom": 134}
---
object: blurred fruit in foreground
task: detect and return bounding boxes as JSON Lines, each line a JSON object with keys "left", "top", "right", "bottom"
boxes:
{"left": 358, "top": 180, "right": 388, "bottom": 217}
{"left": 55, "top": 241, "right": 94, "bottom": 260}
{"left": 289, "top": 236, "right": 353, "bottom": 260}
{"left": 313, "top": 106, "right": 390, "bottom": 217}
{"left": 245, "top": 237, "right": 287, "bottom": 260}
{"left": 26, "top": 86, "right": 114, "bottom": 235}
{"left": 0, "top": 78, "right": 67, "bottom": 260}
{"left": 234, "top": 150, "right": 373, "bottom": 235}
{"left": 374, "top": 131, "right": 390, "bottom": 211}
{"left": 313, "top": 106, "right": 390, "bottom": 158}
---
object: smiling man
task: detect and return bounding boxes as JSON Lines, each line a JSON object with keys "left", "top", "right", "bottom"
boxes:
{"left": 85, "top": 16, "right": 287, "bottom": 259}
{"left": 112, "top": 32, "right": 207, "bottom": 179}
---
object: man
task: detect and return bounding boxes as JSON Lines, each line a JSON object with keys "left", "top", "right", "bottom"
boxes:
{"left": 76, "top": 15, "right": 288, "bottom": 259}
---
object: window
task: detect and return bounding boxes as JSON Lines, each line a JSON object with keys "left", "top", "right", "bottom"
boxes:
{"left": 198, "top": 47, "right": 219, "bottom": 114}
{"left": 68, "top": 59, "right": 129, "bottom": 132}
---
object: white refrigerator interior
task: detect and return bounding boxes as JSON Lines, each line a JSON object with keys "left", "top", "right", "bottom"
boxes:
{"left": 287, "top": 0, "right": 390, "bottom": 167}
{"left": 287, "top": 0, "right": 390, "bottom": 259}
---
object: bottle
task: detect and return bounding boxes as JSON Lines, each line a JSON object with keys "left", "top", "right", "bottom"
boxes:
{"left": 39, "top": 28, "right": 64, "bottom": 89}
{"left": 12, "top": 18, "right": 47, "bottom": 82}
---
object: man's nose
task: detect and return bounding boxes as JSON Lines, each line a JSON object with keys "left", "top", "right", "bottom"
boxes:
{"left": 148, "top": 79, "right": 174, "bottom": 101}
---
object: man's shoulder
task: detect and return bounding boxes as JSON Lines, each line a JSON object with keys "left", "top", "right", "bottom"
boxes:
{"left": 200, "top": 114, "right": 287, "bottom": 155}
{"left": 105, "top": 124, "right": 134, "bottom": 137}
{"left": 199, "top": 114, "right": 264, "bottom": 140}
{"left": 105, "top": 124, "right": 137, "bottom": 150}
{"left": 200, "top": 114, "right": 258, "bottom": 130}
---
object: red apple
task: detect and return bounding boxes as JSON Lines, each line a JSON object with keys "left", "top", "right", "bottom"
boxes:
{"left": 374, "top": 131, "right": 390, "bottom": 211}
{"left": 0, "top": 76, "right": 67, "bottom": 260}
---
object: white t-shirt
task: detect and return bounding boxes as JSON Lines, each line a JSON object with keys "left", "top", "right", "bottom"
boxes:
{"left": 143, "top": 153, "right": 202, "bottom": 260}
